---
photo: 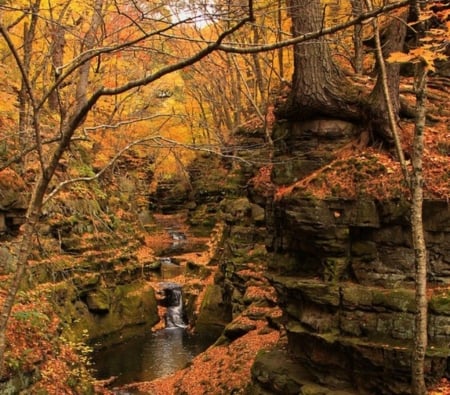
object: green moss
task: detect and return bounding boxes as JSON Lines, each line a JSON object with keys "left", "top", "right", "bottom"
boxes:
{"left": 278, "top": 278, "right": 340, "bottom": 307}
{"left": 371, "top": 288, "right": 416, "bottom": 313}
{"left": 429, "top": 290, "right": 450, "bottom": 315}
{"left": 341, "top": 284, "right": 373, "bottom": 308}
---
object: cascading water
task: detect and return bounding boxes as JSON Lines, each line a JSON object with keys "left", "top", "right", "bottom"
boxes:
{"left": 162, "top": 283, "right": 187, "bottom": 329}
{"left": 90, "top": 216, "right": 220, "bottom": 391}
{"left": 91, "top": 281, "right": 217, "bottom": 388}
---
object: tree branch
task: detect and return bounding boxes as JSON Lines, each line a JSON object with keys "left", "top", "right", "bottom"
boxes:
{"left": 218, "top": 0, "right": 409, "bottom": 54}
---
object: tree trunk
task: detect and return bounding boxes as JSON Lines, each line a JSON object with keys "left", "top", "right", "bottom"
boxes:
{"left": 350, "top": 0, "right": 364, "bottom": 74}
{"left": 276, "top": 0, "right": 284, "bottom": 80}
{"left": 0, "top": 183, "right": 47, "bottom": 375}
{"left": 410, "top": 63, "right": 428, "bottom": 395}
{"left": 365, "top": 9, "right": 407, "bottom": 145}
{"left": 282, "top": 0, "right": 359, "bottom": 120}
{"left": 0, "top": 0, "right": 105, "bottom": 372}
{"left": 48, "top": 23, "right": 66, "bottom": 113}
{"left": 18, "top": 1, "right": 41, "bottom": 166}
{"left": 251, "top": 25, "right": 266, "bottom": 104}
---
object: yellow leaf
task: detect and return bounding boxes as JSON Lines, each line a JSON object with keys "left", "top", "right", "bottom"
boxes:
{"left": 386, "top": 52, "right": 415, "bottom": 64}
{"left": 418, "top": 10, "right": 434, "bottom": 21}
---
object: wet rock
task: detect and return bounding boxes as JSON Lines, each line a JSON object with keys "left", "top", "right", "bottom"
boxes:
{"left": 195, "top": 284, "right": 232, "bottom": 337}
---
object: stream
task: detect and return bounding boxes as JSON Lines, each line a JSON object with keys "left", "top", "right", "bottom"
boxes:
{"left": 92, "top": 217, "right": 217, "bottom": 390}
{"left": 92, "top": 328, "right": 217, "bottom": 388}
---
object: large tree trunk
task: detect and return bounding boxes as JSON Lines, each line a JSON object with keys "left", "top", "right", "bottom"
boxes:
{"left": 365, "top": 10, "right": 408, "bottom": 145}
{"left": 282, "top": 0, "right": 359, "bottom": 120}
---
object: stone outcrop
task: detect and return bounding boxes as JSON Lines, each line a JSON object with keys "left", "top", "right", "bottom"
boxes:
{"left": 194, "top": 284, "right": 232, "bottom": 338}
{"left": 26, "top": 226, "right": 161, "bottom": 344}
{"left": 247, "top": 117, "right": 450, "bottom": 394}
{"left": 7, "top": 155, "right": 163, "bottom": 346}
{"left": 0, "top": 169, "right": 28, "bottom": 236}
{"left": 271, "top": 119, "right": 359, "bottom": 185}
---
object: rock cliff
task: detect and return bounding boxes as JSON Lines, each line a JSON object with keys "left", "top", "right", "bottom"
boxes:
{"left": 246, "top": 115, "right": 450, "bottom": 394}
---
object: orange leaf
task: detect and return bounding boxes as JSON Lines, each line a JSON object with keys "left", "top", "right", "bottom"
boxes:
{"left": 386, "top": 52, "right": 415, "bottom": 64}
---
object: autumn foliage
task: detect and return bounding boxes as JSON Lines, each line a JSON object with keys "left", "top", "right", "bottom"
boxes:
{"left": 0, "top": 0, "right": 449, "bottom": 394}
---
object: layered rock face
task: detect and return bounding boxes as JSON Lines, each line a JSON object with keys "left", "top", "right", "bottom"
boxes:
{"left": 248, "top": 119, "right": 450, "bottom": 395}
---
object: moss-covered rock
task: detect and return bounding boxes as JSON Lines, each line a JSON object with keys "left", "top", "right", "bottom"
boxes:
{"left": 195, "top": 284, "right": 232, "bottom": 337}
{"left": 58, "top": 282, "right": 159, "bottom": 343}
{"left": 429, "top": 290, "right": 450, "bottom": 315}
{"left": 85, "top": 289, "right": 110, "bottom": 313}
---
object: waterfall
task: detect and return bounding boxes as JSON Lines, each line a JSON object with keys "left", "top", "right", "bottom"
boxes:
{"left": 162, "top": 284, "right": 187, "bottom": 329}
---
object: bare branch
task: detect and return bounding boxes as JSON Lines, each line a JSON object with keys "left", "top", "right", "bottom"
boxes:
{"left": 218, "top": 0, "right": 409, "bottom": 54}
{"left": 83, "top": 114, "right": 184, "bottom": 133}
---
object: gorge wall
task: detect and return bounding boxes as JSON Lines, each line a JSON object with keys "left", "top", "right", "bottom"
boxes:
{"left": 1, "top": 108, "right": 449, "bottom": 395}
{"left": 242, "top": 116, "right": 450, "bottom": 395}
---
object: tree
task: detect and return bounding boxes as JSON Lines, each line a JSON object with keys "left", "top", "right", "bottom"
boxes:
{"left": 350, "top": 0, "right": 365, "bottom": 74}
{"left": 0, "top": 0, "right": 436, "bottom": 390}
{"left": 410, "top": 59, "right": 428, "bottom": 395}
{"left": 284, "top": 0, "right": 360, "bottom": 120}
{"left": 281, "top": 0, "right": 411, "bottom": 148}
{"left": 379, "top": 3, "right": 448, "bottom": 392}
{"left": 0, "top": 0, "right": 254, "bottom": 372}
{"left": 364, "top": 5, "right": 408, "bottom": 145}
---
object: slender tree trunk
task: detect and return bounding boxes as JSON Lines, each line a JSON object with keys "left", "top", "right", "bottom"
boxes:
{"left": 75, "top": 0, "right": 103, "bottom": 107}
{"left": 366, "top": 6, "right": 428, "bottom": 390}
{"left": 411, "top": 62, "right": 428, "bottom": 395}
{"left": 0, "top": 181, "right": 48, "bottom": 375}
{"left": 0, "top": 0, "right": 105, "bottom": 372}
{"left": 366, "top": 0, "right": 408, "bottom": 179}
{"left": 251, "top": 25, "right": 266, "bottom": 104}
{"left": 276, "top": 0, "right": 284, "bottom": 79}
{"left": 48, "top": 24, "right": 66, "bottom": 112}
{"left": 350, "top": 0, "right": 364, "bottom": 74}
{"left": 18, "top": 0, "right": 41, "bottom": 166}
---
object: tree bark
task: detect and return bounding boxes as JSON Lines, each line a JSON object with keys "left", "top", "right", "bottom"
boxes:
{"left": 365, "top": 9, "right": 408, "bottom": 145}
{"left": 410, "top": 63, "right": 428, "bottom": 395}
{"left": 282, "top": 0, "right": 359, "bottom": 120}
{"left": 18, "top": 0, "right": 41, "bottom": 165}
{"left": 350, "top": 0, "right": 364, "bottom": 74}
{"left": 0, "top": 0, "right": 105, "bottom": 372}
{"left": 48, "top": 23, "right": 66, "bottom": 112}
{"left": 276, "top": 0, "right": 284, "bottom": 79}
